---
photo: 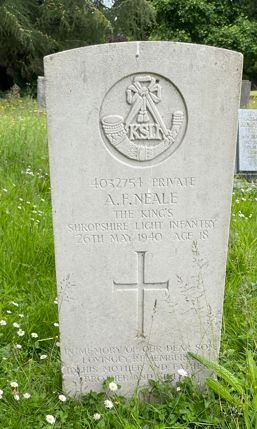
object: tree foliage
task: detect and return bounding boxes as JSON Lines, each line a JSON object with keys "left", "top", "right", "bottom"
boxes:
{"left": 149, "top": 0, "right": 257, "bottom": 80}
{"left": 0, "top": 0, "right": 111, "bottom": 89}
{"left": 0, "top": 0, "right": 54, "bottom": 86}
{"left": 1, "top": 0, "right": 257, "bottom": 88}
{"left": 109, "top": 0, "right": 156, "bottom": 40}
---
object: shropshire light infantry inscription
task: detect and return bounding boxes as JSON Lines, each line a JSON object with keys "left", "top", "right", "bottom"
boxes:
{"left": 44, "top": 42, "right": 242, "bottom": 395}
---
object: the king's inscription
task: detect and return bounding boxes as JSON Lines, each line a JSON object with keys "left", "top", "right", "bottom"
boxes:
{"left": 100, "top": 73, "right": 187, "bottom": 165}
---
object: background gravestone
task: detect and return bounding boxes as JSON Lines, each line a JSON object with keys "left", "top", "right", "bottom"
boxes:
{"left": 238, "top": 109, "right": 257, "bottom": 172}
{"left": 37, "top": 76, "right": 46, "bottom": 112}
{"left": 240, "top": 79, "right": 251, "bottom": 108}
{"left": 44, "top": 42, "right": 242, "bottom": 395}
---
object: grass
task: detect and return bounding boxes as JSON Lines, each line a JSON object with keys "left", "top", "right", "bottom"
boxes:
{"left": 0, "top": 97, "right": 257, "bottom": 428}
{"left": 249, "top": 91, "right": 257, "bottom": 109}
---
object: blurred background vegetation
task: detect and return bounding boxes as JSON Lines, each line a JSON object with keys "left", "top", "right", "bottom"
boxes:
{"left": 0, "top": 0, "right": 257, "bottom": 93}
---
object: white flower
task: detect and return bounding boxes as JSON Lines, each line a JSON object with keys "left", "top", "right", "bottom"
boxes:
{"left": 46, "top": 414, "right": 56, "bottom": 424}
{"left": 10, "top": 381, "right": 18, "bottom": 388}
{"left": 53, "top": 322, "right": 59, "bottom": 327}
{"left": 58, "top": 394, "right": 67, "bottom": 402}
{"left": 54, "top": 298, "right": 58, "bottom": 304}
{"left": 19, "top": 314, "right": 24, "bottom": 318}
{"left": 40, "top": 354, "right": 47, "bottom": 360}
{"left": 0, "top": 320, "right": 7, "bottom": 326}
{"left": 93, "top": 413, "right": 101, "bottom": 421}
{"left": 104, "top": 399, "right": 114, "bottom": 409}
{"left": 13, "top": 322, "right": 20, "bottom": 328}
{"left": 11, "top": 301, "right": 19, "bottom": 307}
{"left": 109, "top": 381, "right": 118, "bottom": 392}
{"left": 14, "top": 394, "right": 20, "bottom": 401}
{"left": 16, "top": 344, "right": 22, "bottom": 349}
{"left": 6, "top": 310, "right": 12, "bottom": 314}
{"left": 0, "top": 389, "right": 3, "bottom": 395}
{"left": 176, "top": 386, "right": 181, "bottom": 392}
{"left": 31, "top": 332, "right": 38, "bottom": 338}
{"left": 177, "top": 368, "right": 188, "bottom": 377}
{"left": 23, "top": 392, "right": 31, "bottom": 399}
{"left": 17, "top": 329, "right": 25, "bottom": 336}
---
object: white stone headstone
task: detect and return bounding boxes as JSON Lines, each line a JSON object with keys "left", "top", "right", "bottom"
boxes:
{"left": 44, "top": 42, "right": 242, "bottom": 396}
{"left": 37, "top": 76, "right": 46, "bottom": 112}
{"left": 238, "top": 109, "right": 257, "bottom": 171}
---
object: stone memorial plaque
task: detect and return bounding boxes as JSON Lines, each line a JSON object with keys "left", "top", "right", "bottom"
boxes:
{"left": 238, "top": 109, "right": 257, "bottom": 171}
{"left": 37, "top": 76, "right": 46, "bottom": 112}
{"left": 44, "top": 42, "right": 242, "bottom": 395}
{"left": 240, "top": 80, "right": 251, "bottom": 108}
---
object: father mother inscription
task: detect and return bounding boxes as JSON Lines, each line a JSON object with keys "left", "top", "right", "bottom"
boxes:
{"left": 44, "top": 42, "right": 242, "bottom": 395}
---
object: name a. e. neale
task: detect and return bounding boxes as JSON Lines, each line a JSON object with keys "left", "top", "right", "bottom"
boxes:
{"left": 105, "top": 192, "right": 178, "bottom": 206}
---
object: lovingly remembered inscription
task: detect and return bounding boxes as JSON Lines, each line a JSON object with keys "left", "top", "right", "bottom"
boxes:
{"left": 100, "top": 73, "right": 187, "bottom": 165}
{"left": 62, "top": 342, "right": 214, "bottom": 383}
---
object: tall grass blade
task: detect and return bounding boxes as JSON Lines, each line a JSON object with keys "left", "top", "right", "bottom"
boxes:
{"left": 206, "top": 378, "right": 240, "bottom": 406}
{"left": 189, "top": 352, "right": 243, "bottom": 395}
{"left": 247, "top": 351, "right": 257, "bottom": 386}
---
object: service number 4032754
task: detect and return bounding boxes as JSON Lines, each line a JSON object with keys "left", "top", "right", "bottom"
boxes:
{"left": 91, "top": 177, "right": 143, "bottom": 189}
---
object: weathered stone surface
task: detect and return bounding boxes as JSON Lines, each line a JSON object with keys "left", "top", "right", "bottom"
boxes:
{"left": 238, "top": 109, "right": 257, "bottom": 171}
{"left": 240, "top": 80, "right": 251, "bottom": 108}
{"left": 37, "top": 76, "right": 46, "bottom": 112}
{"left": 44, "top": 42, "right": 242, "bottom": 395}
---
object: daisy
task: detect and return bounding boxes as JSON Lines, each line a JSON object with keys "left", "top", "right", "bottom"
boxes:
{"left": 104, "top": 399, "right": 114, "bottom": 409}
{"left": 177, "top": 368, "right": 188, "bottom": 377}
{"left": 93, "top": 413, "right": 101, "bottom": 421}
{"left": 58, "top": 394, "right": 67, "bottom": 402}
{"left": 46, "top": 415, "right": 56, "bottom": 424}
{"left": 109, "top": 381, "right": 118, "bottom": 392}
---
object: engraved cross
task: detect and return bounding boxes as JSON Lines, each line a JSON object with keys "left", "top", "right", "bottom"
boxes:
{"left": 113, "top": 251, "right": 169, "bottom": 338}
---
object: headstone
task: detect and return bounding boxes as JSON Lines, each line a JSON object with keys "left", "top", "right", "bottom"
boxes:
{"left": 240, "top": 79, "right": 251, "bottom": 108}
{"left": 37, "top": 76, "right": 46, "bottom": 112}
{"left": 238, "top": 109, "right": 257, "bottom": 171}
{"left": 44, "top": 42, "right": 242, "bottom": 396}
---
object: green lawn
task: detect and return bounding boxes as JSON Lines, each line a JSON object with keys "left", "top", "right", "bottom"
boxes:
{"left": 0, "top": 98, "right": 257, "bottom": 428}
{"left": 249, "top": 91, "right": 257, "bottom": 109}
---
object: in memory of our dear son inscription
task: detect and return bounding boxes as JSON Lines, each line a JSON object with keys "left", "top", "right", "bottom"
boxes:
{"left": 44, "top": 42, "right": 242, "bottom": 395}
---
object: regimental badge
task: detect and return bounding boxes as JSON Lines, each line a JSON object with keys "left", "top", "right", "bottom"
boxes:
{"left": 100, "top": 73, "right": 187, "bottom": 165}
